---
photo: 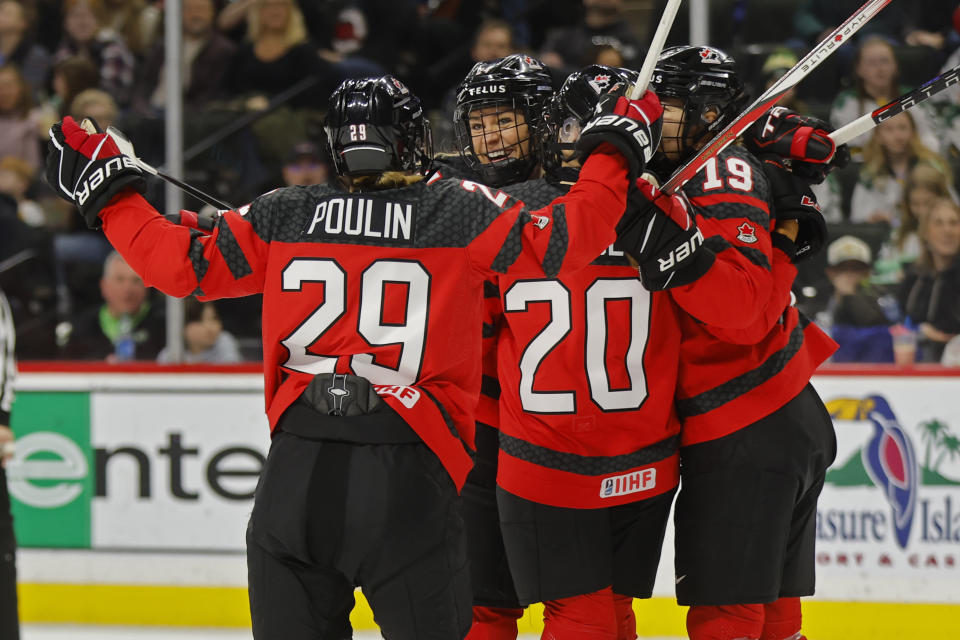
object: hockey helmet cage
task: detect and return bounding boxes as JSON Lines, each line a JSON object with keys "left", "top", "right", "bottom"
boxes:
{"left": 541, "top": 64, "right": 640, "bottom": 181}
{"left": 649, "top": 45, "right": 748, "bottom": 175}
{"left": 325, "top": 75, "right": 433, "bottom": 177}
{"left": 453, "top": 54, "right": 554, "bottom": 187}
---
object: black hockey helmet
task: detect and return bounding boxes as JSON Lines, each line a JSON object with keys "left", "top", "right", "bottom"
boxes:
{"left": 453, "top": 54, "right": 554, "bottom": 187}
{"left": 325, "top": 75, "right": 433, "bottom": 177}
{"left": 541, "top": 64, "right": 640, "bottom": 181}
{"left": 649, "top": 45, "right": 748, "bottom": 175}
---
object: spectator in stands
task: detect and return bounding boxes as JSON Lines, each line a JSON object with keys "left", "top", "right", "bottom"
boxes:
{"left": 226, "top": 0, "right": 334, "bottom": 111}
{"left": 849, "top": 112, "right": 951, "bottom": 224}
{"left": 426, "top": 19, "right": 516, "bottom": 149}
{"left": 422, "top": 18, "right": 515, "bottom": 112}
{"left": 0, "top": 0, "right": 50, "bottom": 102}
{"left": 69, "top": 87, "right": 117, "bottom": 129}
{"left": 830, "top": 36, "right": 939, "bottom": 159}
{"left": 0, "top": 175, "right": 56, "bottom": 358}
{"left": 281, "top": 140, "right": 329, "bottom": 187}
{"left": 101, "top": 0, "right": 160, "bottom": 58}
{"left": 899, "top": 197, "right": 960, "bottom": 363}
{"left": 132, "top": 0, "right": 237, "bottom": 117}
{"left": 36, "top": 55, "right": 98, "bottom": 129}
{"left": 318, "top": 5, "right": 386, "bottom": 80}
{"left": 0, "top": 156, "right": 43, "bottom": 227}
{"left": 52, "top": 0, "right": 136, "bottom": 108}
{"left": 873, "top": 164, "right": 952, "bottom": 283}
{"left": 158, "top": 297, "right": 241, "bottom": 364}
{"left": 793, "top": 1, "right": 905, "bottom": 49}
{"left": 60, "top": 250, "right": 165, "bottom": 361}
{"left": 539, "top": 0, "right": 642, "bottom": 78}
{"left": 818, "top": 235, "right": 895, "bottom": 363}
{"left": 760, "top": 48, "right": 811, "bottom": 114}
{"left": 0, "top": 63, "right": 40, "bottom": 171}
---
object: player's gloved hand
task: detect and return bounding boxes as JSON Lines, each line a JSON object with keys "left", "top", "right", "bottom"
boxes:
{"left": 46, "top": 116, "right": 146, "bottom": 229}
{"left": 759, "top": 155, "right": 826, "bottom": 262}
{"left": 743, "top": 106, "right": 848, "bottom": 184}
{"left": 576, "top": 85, "right": 663, "bottom": 181}
{"left": 616, "top": 178, "right": 715, "bottom": 290}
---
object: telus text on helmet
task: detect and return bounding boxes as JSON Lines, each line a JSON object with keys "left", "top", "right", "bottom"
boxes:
{"left": 467, "top": 85, "right": 507, "bottom": 96}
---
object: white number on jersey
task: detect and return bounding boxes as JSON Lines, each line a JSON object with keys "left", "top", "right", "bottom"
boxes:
{"left": 280, "top": 258, "right": 429, "bottom": 384}
{"left": 504, "top": 277, "right": 651, "bottom": 414}
{"left": 701, "top": 156, "right": 754, "bottom": 192}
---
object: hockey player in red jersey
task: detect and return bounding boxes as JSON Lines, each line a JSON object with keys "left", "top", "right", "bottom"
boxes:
{"left": 44, "top": 75, "right": 663, "bottom": 640}
{"left": 440, "top": 54, "right": 556, "bottom": 640}
{"left": 485, "top": 66, "right": 682, "bottom": 640}
{"left": 612, "top": 46, "right": 842, "bottom": 640}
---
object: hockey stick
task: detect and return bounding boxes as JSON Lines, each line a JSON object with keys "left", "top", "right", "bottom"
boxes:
{"left": 78, "top": 118, "right": 236, "bottom": 211}
{"left": 630, "top": 0, "right": 683, "bottom": 99}
{"left": 107, "top": 125, "right": 236, "bottom": 211}
{"left": 830, "top": 64, "right": 960, "bottom": 146}
{"left": 661, "top": 0, "right": 891, "bottom": 194}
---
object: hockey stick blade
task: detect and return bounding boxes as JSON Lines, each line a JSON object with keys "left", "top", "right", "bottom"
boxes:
{"left": 106, "top": 125, "right": 235, "bottom": 211}
{"left": 630, "top": 0, "right": 682, "bottom": 99}
{"left": 661, "top": 0, "right": 891, "bottom": 194}
{"left": 831, "top": 64, "right": 960, "bottom": 146}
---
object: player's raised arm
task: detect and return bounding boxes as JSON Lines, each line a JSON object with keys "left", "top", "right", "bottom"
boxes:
{"left": 460, "top": 82, "right": 665, "bottom": 278}
{"left": 45, "top": 116, "right": 271, "bottom": 300}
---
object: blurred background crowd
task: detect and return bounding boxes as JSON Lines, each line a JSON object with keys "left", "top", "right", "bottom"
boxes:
{"left": 0, "top": 0, "right": 958, "bottom": 366}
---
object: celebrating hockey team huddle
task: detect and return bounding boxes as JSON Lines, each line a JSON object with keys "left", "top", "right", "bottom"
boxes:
{"left": 43, "top": 17, "right": 864, "bottom": 638}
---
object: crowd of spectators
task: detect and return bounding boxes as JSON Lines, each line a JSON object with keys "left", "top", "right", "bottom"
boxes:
{"left": 0, "top": 0, "right": 958, "bottom": 366}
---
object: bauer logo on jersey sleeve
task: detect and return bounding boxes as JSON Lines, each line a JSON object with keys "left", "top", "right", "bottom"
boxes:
{"left": 303, "top": 195, "right": 418, "bottom": 245}
{"left": 600, "top": 467, "right": 656, "bottom": 498}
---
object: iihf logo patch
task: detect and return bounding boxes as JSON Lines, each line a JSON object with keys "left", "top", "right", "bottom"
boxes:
{"left": 699, "top": 48, "right": 723, "bottom": 64}
{"left": 736, "top": 221, "right": 758, "bottom": 243}
{"left": 589, "top": 74, "right": 612, "bottom": 94}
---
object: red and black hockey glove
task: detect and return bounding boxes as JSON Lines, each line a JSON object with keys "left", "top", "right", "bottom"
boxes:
{"left": 46, "top": 116, "right": 146, "bottom": 229}
{"left": 760, "top": 155, "right": 826, "bottom": 262}
{"left": 576, "top": 86, "right": 663, "bottom": 181}
{"left": 616, "top": 178, "right": 715, "bottom": 290}
{"left": 743, "top": 106, "right": 848, "bottom": 184}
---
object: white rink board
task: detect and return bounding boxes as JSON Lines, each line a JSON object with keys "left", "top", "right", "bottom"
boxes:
{"left": 91, "top": 392, "right": 269, "bottom": 550}
{"left": 13, "top": 370, "right": 960, "bottom": 604}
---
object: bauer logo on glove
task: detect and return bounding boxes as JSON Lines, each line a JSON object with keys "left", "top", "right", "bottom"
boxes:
{"left": 46, "top": 116, "right": 146, "bottom": 229}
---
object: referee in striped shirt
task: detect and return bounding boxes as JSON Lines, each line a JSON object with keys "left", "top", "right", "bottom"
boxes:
{"left": 0, "top": 287, "right": 19, "bottom": 639}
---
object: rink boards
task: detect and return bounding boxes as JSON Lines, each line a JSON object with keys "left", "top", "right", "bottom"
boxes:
{"left": 8, "top": 364, "right": 960, "bottom": 638}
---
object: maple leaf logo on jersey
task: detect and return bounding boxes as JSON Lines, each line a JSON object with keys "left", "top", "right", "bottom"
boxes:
{"left": 736, "top": 221, "right": 758, "bottom": 244}
{"left": 801, "top": 195, "right": 822, "bottom": 212}
{"left": 589, "top": 74, "right": 612, "bottom": 94}
{"left": 699, "top": 48, "right": 723, "bottom": 64}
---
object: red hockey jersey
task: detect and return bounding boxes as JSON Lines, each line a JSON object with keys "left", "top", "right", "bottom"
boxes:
{"left": 664, "top": 146, "right": 838, "bottom": 446}
{"left": 489, "top": 179, "right": 682, "bottom": 510}
{"left": 97, "top": 150, "right": 632, "bottom": 490}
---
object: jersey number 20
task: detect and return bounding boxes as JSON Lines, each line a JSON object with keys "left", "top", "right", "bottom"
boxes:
{"left": 504, "top": 278, "right": 650, "bottom": 413}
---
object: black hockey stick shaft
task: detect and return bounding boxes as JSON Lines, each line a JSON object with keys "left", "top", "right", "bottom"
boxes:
{"left": 831, "top": 64, "right": 960, "bottom": 146}
{"left": 104, "top": 124, "right": 236, "bottom": 211}
{"left": 661, "top": 0, "right": 891, "bottom": 194}
{"left": 151, "top": 166, "right": 235, "bottom": 212}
